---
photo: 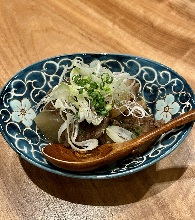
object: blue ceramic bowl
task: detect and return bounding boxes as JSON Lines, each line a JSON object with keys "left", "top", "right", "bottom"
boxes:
{"left": 0, "top": 53, "right": 194, "bottom": 179}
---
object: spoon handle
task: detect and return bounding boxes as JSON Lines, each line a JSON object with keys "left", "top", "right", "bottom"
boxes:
{"left": 115, "top": 109, "right": 195, "bottom": 154}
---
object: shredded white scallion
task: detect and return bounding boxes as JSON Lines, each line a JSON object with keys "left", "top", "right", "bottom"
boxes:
{"left": 36, "top": 58, "right": 149, "bottom": 151}
{"left": 106, "top": 126, "right": 134, "bottom": 143}
{"left": 113, "top": 99, "right": 149, "bottom": 118}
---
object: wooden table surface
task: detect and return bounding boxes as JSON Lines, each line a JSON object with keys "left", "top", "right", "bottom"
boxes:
{"left": 0, "top": 0, "right": 195, "bottom": 219}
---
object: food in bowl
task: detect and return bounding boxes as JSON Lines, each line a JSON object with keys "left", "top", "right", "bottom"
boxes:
{"left": 34, "top": 58, "right": 164, "bottom": 154}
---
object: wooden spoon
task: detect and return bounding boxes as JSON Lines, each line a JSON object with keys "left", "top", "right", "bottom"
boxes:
{"left": 42, "top": 109, "right": 195, "bottom": 172}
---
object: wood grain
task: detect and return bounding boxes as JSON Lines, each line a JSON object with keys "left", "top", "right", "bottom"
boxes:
{"left": 0, "top": 0, "right": 195, "bottom": 219}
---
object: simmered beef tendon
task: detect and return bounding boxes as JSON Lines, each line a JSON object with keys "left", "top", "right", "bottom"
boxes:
{"left": 100, "top": 114, "right": 165, "bottom": 155}
{"left": 62, "top": 117, "right": 110, "bottom": 147}
{"left": 99, "top": 133, "right": 113, "bottom": 145}
{"left": 113, "top": 114, "right": 164, "bottom": 135}
{"left": 77, "top": 117, "right": 110, "bottom": 142}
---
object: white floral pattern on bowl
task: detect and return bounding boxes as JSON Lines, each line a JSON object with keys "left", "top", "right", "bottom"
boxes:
{"left": 155, "top": 94, "right": 180, "bottom": 123}
{"left": 10, "top": 98, "right": 36, "bottom": 127}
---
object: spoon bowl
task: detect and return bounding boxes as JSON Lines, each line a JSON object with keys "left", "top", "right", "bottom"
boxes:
{"left": 42, "top": 109, "right": 195, "bottom": 172}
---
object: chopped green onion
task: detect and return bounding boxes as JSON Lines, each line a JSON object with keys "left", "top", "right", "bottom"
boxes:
{"left": 90, "top": 82, "right": 98, "bottom": 89}
{"left": 132, "top": 125, "right": 142, "bottom": 136}
{"left": 79, "top": 88, "right": 83, "bottom": 94}
{"left": 100, "top": 110, "right": 109, "bottom": 116}
{"left": 101, "top": 73, "right": 113, "bottom": 84}
{"left": 105, "top": 104, "right": 112, "bottom": 111}
{"left": 84, "top": 84, "right": 91, "bottom": 89}
{"left": 100, "top": 82, "right": 105, "bottom": 90}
